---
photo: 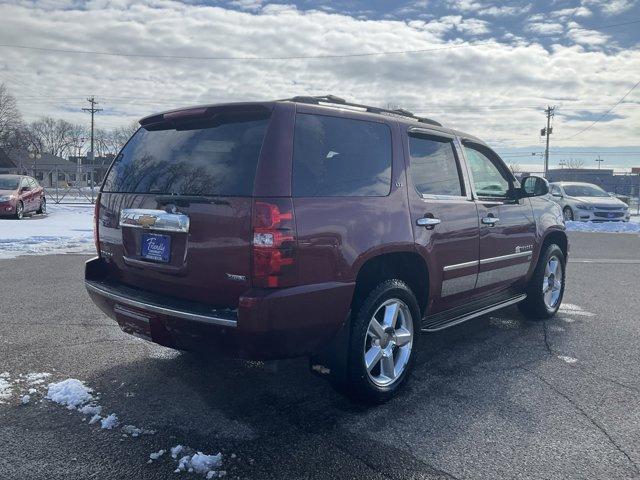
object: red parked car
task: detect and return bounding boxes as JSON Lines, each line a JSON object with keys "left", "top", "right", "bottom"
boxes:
{"left": 85, "top": 96, "right": 568, "bottom": 402}
{"left": 0, "top": 174, "right": 46, "bottom": 219}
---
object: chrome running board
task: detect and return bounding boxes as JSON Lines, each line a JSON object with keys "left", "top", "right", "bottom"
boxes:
{"left": 421, "top": 294, "right": 527, "bottom": 332}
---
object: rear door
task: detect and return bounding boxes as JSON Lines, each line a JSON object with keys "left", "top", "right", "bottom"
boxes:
{"left": 461, "top": 141, "right": 536, "bottom": 296}
{"left": 98, "top": 104, "right": 274, "bottom": 307}
{"left": 404, "top": 128, "right": 480, "bottom": 314}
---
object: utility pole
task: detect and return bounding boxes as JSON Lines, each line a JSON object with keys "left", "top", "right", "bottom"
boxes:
{"left": 595, "top": 155, "right": 604, "bottom": 169}
{"left": 82, "top": 97, "right": 102, "bottom": 200}
{"left": 541, "top": 105, "right": 555, "bottom": 177}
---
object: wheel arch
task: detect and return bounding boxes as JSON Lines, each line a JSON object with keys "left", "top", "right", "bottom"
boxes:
{"left": 541, "top": 229, "right": 568, "bottom": 259}
{"left": 351, "top": 251, "right": 429, "bottom": 317}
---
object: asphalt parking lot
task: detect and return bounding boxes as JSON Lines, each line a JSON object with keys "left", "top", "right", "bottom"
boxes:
{"left": 1, "top": 231, "right": 639, "bottom": 480}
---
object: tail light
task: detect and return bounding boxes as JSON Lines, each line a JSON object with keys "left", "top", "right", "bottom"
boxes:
{"left": 93, "top": 193, "right": 101, "bottom": 257}
{"left": 252, "top": 198, "right": 297, "bottom": 288}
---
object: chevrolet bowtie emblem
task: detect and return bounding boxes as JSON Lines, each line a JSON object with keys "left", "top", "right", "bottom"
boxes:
{"left": 137, "top": 215, "right": 157, "bottom": 228}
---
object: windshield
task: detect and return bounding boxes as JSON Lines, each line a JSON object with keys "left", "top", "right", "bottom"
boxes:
{"left": 102, "top": 109, "right": 271, "bottom": 196}
{"left": 0, "top": 177, "right": 20, "bottom": 190}
{"left": 563, "top": 184, "right": 609, "bottom": 198}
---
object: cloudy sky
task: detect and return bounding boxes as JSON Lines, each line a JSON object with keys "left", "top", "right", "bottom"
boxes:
{"left": 0, "top": 0, "right": 639, "bottom": 168}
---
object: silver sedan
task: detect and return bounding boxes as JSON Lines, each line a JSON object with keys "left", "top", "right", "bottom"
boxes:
{"left": 549, "top": 182, "right": 630, "bottom": 222}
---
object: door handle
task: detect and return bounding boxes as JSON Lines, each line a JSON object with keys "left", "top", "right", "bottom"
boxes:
{"left": 481, "top": 216, "right": 500, "bottom": 225}
{"left": 416, "top": 217, "right": 441, "bottom": 227}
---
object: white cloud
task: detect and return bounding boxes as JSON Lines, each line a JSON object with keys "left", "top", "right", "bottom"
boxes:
{"left": 0, "top": 0, "right": 637, "bottom": 148}
{"left": 566, "top": 21, "right": 610, "bottom": 45}
{"left": 550, "top": 6, "right": 593, "bottom": 18}
{"left": 526, "top": 22, "right": 564, "bottom": 35}
{"left": 582, "top": 0, "right": 636, "bottom": 15}
{"left": 447, "top": 0, "right": 531, "bottom": 16}
{"left": 228, "top": 0, "right": 263, "bottom": 12}
{"left": 480, "top": 4, "right": 531, "bottom": 16}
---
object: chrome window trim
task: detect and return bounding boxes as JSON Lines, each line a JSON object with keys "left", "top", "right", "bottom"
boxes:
{"left": 85, "top": 281, "right": 237, "bottom": 328}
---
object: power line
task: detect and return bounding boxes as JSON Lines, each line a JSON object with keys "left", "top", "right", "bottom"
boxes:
{"left": 0, "top": 19, "right": 638, "bottom": 62}
{"left": 559, "top": 79, "right": 640, "bottom": 140}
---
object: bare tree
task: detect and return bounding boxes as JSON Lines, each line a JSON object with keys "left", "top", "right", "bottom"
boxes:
{"left": 28, "top": 117, "right": 76, "bottom": 157}
{"left": 566, "top": 158, "right": 584, "bottom": 169}
{"left": 0, "top": 83, "right": 23, "bottom": 149}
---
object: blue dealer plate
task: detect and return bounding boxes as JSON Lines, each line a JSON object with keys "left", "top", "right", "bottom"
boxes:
{"left": 141, "top": 233, "right": 171, "bottom": 263}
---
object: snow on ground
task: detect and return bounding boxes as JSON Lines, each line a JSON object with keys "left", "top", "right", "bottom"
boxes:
{"left": 27, "top": 376, "right": 225, "bottom": 476}
{"left": 46, "top": 379, "right": 95, "bottom": 409}
{"left": 565, "top": 219, "right": 640, "bottom": 234}
{"left": 0, "top": 375, "right": 12, "bottom": 403}
{"left": 0, "top": 203, "right": 94, "bottom": 259}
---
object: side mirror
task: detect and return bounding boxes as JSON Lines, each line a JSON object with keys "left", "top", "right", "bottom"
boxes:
{"left": 520, "top": 176, "right": 549, "bottom": 197}
{"left": 552, "top": 192, "right": 563, "bottom": 198}
{"left": 20, "top": 186, "right": 29, "bottom": 193}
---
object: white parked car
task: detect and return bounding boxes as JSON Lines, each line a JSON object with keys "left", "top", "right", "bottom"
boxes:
{"left": 549, "top": 182, "right": 630, "bottom": 222}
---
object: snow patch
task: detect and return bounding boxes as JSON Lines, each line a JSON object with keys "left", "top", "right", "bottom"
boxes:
{"left": 0, "top": 377, "right": 12, "bottom": 402}
{"left": 21, "top": 394, "right": 31, "bottom": 405}
{"left": 171, "top": 447, "right": 224, "bottom": 477}
{"left": 24, "top": 372, "right": 51, "bottom": 385}
{"left": 78, "top": 404, "right": 102, "bottom": 416}
{"left": 100, "top": 413, "right": 119, "bottom": 429}
{"left": 46, "top": 379, "right": 94, "bottom": 408}
{"left": 565, "top": 220, "right": 640, "bottom": 234}
{"left": 122, "top": 424, "right": 156, "bottom": 437}
{"left": 0, "top": 203, "right": 94, "bottom": 259}
{"left": 171, "top": 445, "right": 185, "bottom": 459}
{"left": 558, "top": 355, "right": 578, "bottom": 364}
{"left": 149, "top": 449, "right": 165, "bottom": 461}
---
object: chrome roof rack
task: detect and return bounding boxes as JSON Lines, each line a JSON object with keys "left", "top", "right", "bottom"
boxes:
{"left": 283, "top": 95, "right": 443, "bottom": 127}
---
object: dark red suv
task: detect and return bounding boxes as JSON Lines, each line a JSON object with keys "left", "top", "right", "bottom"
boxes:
{"left": 85, "top": 96, "right": 567, "bottom": 402}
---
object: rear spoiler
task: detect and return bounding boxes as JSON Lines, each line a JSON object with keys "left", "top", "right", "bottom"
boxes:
{"left": 139, "top": 103, "right": 273, "bottom": 130}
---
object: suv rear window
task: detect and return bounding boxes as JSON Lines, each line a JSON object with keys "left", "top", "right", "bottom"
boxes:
{"left": 103, "top": 110, "right": 271, "bottom": 196}
{"left": 292, "top": 114, "right": 392, "bottom": 197}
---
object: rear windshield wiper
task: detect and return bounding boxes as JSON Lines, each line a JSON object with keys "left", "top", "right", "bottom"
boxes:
{"left": 155, "top": 194, "right": 230, "bottom": 207}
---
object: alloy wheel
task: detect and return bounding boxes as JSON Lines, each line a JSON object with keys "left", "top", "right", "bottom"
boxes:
{"left": 364, "top": 298, "right": 414, "bottom": 387}
{"left": 543, "top": 255, "right": 563, "bottom": 309}
{"left": 563, "top": 208, "right": 573, "bottom": 221}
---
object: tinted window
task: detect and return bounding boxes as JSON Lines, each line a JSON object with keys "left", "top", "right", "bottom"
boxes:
{"left": 408, "top": 135, "right": 463, "bottom": 196}
{"left": 463, "top": 145, "right": 511, "bottom": 198}
{"left": 550, "top": 184, "right": 561, "bottom": 196}
{"left": 292, "top": 114, "right": 391, "bottom": 197}
{"left": 103, "top": 110, "right": 271, "bottom": 196}
{"left": 563, "top": 184, "right": 608, "bottom": 197}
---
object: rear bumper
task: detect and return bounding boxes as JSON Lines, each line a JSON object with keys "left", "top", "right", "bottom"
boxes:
{"left": 84, "top": 257, "right": 354, "bottom": 359}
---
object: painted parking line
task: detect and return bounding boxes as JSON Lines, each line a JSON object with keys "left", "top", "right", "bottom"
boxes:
{"left": 569, "top": 259, "right": 640, "bottom": 264}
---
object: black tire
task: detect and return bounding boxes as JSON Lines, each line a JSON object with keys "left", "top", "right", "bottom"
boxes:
{"left": 563, "top": 206, "right": 574, "bottom": 221}
{"left": 344, "top": 279, "right": 419, "bottom": 403}
{"left": 36, "top": 197, "right": 46, "bottom": 215}
{"left": 15, "top": 201, "right": 24, "bottom": 220}
{"left": 518, "top": 243, "right": 566, "bottom": 320}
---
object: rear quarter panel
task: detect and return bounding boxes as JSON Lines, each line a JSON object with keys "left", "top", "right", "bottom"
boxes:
{"left": 293, "top": 116, "right": 415, "bottom": 286}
